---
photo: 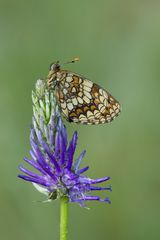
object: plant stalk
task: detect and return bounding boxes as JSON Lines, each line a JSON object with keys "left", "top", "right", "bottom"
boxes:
{"left": 60, "top": 196, "right": 69, "bottom": 240}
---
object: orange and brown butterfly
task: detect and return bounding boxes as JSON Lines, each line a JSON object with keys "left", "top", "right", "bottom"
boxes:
{"left": 47, "top": 58, "right": 121, "bottom": 125}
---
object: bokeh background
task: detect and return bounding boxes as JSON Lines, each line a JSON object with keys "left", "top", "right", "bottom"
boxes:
{"left": 0, "top": 0, "right": 160, "bottom": 239}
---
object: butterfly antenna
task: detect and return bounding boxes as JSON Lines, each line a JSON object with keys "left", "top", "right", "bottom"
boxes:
{"left": 63, "top": 57, "right": 80, "bottom": 65}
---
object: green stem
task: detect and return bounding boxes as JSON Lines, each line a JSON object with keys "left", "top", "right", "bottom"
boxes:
{"left": 60, "top": 196, "right": 69, "bottom": 240}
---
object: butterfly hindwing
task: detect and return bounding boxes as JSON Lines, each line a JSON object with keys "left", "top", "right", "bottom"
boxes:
{"left": 55, "top": 71, "right": 121, "bottom": 124}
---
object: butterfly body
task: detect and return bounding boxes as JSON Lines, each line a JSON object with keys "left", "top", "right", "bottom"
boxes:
{"left": 47, "top": 62, "right": 121, "bottom": 125}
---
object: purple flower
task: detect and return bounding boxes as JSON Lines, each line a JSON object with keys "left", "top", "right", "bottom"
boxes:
{"left": 18, "top": 118, "right": 111, "bottom": 207}
{"left": 18, "top": 80, "right": 111, "bottom": 207}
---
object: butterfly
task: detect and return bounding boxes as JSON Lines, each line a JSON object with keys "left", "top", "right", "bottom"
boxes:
{"left": 47, "top": 58, "right": 121, "bottom": 125}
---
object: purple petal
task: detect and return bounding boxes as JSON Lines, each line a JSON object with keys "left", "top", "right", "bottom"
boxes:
{"left": 89, "top": 186, "right": 110, "bottom": 191}
{"left": 30, "top": 128, "right": 36, "bottom": 142}
{"left": 19, "top": 165, "right": 45, "bottom": 180}
{"left": 54, "top": 131, "right": 60, "bottom": 158}
{"left": 58, "top": 118, "right": 68, "bottom": 147}
{"left": 49, "top": 115, "right": 56, "bottom": 132}
{"left": 74, "top": 150, "right": 86, "bottom": 173}
{"left": 90, "top": 176, "right": 110, "bottom": 184}
{"left": 79, "top": 176, "right": 110, "bottom": 185}
{"left": 71, "top": 131, "right": 78, "bottom": 147}
{"left": 31, "top": 139, "right": 57, "bottom": 182}
{"left": 29, "top": 150, "right": 37, "bottom": 161}
{"left": 81, "top": 196, "right": 100, "bottom": 201}
{"left": 36, "top": 129, "right": 43, "bottom": 145}
{"left": 61, "top": 125, "right": 68, "bottom": 147}
{"left": 48, "top": 124, "right": 54, "bottom": 148}
{"left": 45, "top": 149, "right": 61, "bottom": 175}
{"left": 23, "top": 157, "right": 46, "bottom": 175}
{"left": 102, "top": 197, "right": 111, "bottom": 204}
{"left": 76, "top": 166, "right": 89, "bottom": 175}
{"left": 59, "top": 133, "right": 66, "bottom": 165}
{"left": 78, "top": 195, "right": 111, "bottom": 203}
{"left": 69, "top": 198, "right": 85, "bottom": 207}
{"left": 18, "top": 175, "right": 51, "bottom": 187}
{"left": 67, "top": 131, "right": 78, "bottom": 169}
{"left": 30, "top": 138, "right": 44, "bottom": 161}
{"left": 38, "top": 134, "right": 61, "bottom": 174}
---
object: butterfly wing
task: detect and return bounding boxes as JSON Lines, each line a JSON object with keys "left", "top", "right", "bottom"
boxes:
{"left": 56, "top": 71, "right": 121, "bottom": 124}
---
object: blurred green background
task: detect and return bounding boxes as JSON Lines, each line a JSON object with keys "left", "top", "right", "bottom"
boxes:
{"left": 0, "top": 0, "right": 160, "bottom": 239}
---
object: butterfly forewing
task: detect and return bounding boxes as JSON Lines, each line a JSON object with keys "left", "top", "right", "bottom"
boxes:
{"left": 55, "top": 71, "right": 121, "bottom": 125}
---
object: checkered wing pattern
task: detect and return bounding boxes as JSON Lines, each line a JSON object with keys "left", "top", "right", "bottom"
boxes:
{"left": 56, "top": 71, "right": 121, "bottom": 124}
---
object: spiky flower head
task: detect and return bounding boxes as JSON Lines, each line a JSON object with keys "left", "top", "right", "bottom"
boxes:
{"left": 18, "top": 79, "right": 111, "bottom": 206}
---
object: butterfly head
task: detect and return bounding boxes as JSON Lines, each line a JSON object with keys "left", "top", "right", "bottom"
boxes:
{"left": 49, "top": 57, "right": 79, "bottom": 73}
{"left": 49, "top": 61, "right": 61, "bottom": 73}
{"left": 47, "top": 58, "right": 79, "bottom": 88}
{"left": 47, "top": 61, "right": 61, "bottom": 88}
